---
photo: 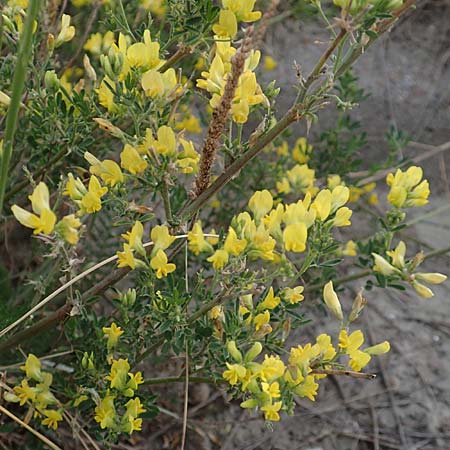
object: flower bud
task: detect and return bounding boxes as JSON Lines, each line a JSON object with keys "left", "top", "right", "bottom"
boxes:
{"left": 365, "top": 341, "right": 390, "bottom": 355}
{"left": 240, "top": 398, "right": 259, "bottom": 409}
{"left": 0, "top": 90, "right": 11, "bottom": 107}
{"left": 93, "top": 118, "right": 125, "bottom": 140}
{"left": 119, "top": 288, "right": 136, "bottom": 307}
{"left": 227, "top": 341, "right": 243, "bottom": 363}
{"left": 44, "top": 70, "right": 60, "bottom": 92}
{"left": 323, "top": 281, "right": 343, "bottom": 322}
{"left": 412, "top": 281, "right": 434, "bottom": 298}
{"left": 349, "top": 289, "right": 366, "bottom": 323}
{"left": 410, "top": 251, "right": 425, "bottom": 271}
{"left": 372, "top": 253, "right": 399, "bottom": 276}
{"left": 83, "top": 54, "right": 97, "bottom": 81}
{"left": 415, "top": 272, "right": 447, "bottom": 285}
{"left": 81, "top": 351, "right": 95, "bottom": 370}
{"left": 47, "top": 33, "right": 55, "bottom": 53}
{"left": 245, "top": 342, "right": 262, "bottom": 362}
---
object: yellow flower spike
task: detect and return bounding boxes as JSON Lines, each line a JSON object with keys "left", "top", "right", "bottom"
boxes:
{"left": 258, "top": 287, "right": 280, "bottom": 310}
{"left": 386, "top": 241, "right": 406, "bottom": 268}
{"left": 94, "top": 392, "right": 117, "bottom": 430}
{"left": 224, "top": 226, "right": 247, "bottom": 256}
{"left": 41, "top": 410, "right": 63, "bottom": 430}
{"left": 365, "top": 341, "right": 390, "bottom": 355}
{"left": 223, "top": 362, "right": 247, "bottom": 385}
{"left": 415, "top": 272, "right": 447, "bottom": 284}
{"left": 20, "top": 354, "right": 42, "bottom": 381}
{"left": 283, "top": 222, "right": 307, "bottom": 253}
{"left": 56, "top": 214, "right": 82, "bottom": 245}
{"left": 323, "top": 281, "right": 343, "bottom": 322}
{"left": 120, "top": 144, "right": 148, "bottom": 175}
{"left": 248, "top": 189, "right": 273, "bottom": 221}
{"left": 372, "top": 253, "right": 400, "bottom": 276}
{"left": 261, "top": 400, "right": 282, "bottom": 421}
{"left": 412, "top": 281, "right": 434, "bottom": 298}
{"left": 311, "top": 189, "right": 332, "bottom": 221}
{"left": 253, "top": 310, "right": 270, "bottom": 331}
{"left": 263, "top": 55, "right": 277, "bottom": 71}
{"left": 283, "top": 286, "right": 305, "bottom": 304}
{"left": 84, "top": 152, "right": 124, "bottom": 187}
{"left": 151, "top": 225, "right": 176, "bottom": 252}
{"left": 55, "top": 14, "right": 75, "bottom": 47}
{"left": 223, "top": 0, "right": 262, "bottom": 22}
{"left": 212, "top": 9, "right": 238, "bottom": 38}
{"left": 150, "top": 249, "right": 176, "bottom": 278}
{"left": 188, "top": 221, "right": 214, "bottom": 255}
{"left": 103, "top": 322, "right": 124, "bottom": 351}
{"left": 207, "top": 249, "right": 229, "bottom": 270}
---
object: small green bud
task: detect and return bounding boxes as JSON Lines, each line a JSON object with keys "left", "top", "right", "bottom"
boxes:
{"left": 44, "top": 70, "right": 60, "bottom": 92}
{"left": 81, "top": 351, "right": 95, "bottom": 370}
{"left": 244, "top": 342, "right": 262, "bottom": 362}
{"left": 227, "top": 341, "right": 243, "bottom": 363}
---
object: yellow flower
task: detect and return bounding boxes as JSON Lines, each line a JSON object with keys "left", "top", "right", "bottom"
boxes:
{"left": 94, "top": 392, "right": 117, "bottom": 430}
{"left": 315, "top": 334, "right": 336, "bottom": 361}
{"left": 338, "top": 329, "right": 371, "bottom": 372}
{"left": 212, "top": 10, "right": 238, "bottom": 38}
{"left": 224, "top": 226, "right": 247, "bottom": 256}
{"left": 262, "top": 381, "right": 280, "bottom": 399}
{"left": 292, "top": 137, "right": 312, "bottom": 164}
{"left": 11, "top": 182, "right": 56, "bottom": 235}
{"left": 103, "top": 322, "right": 124, "bottom": 351}
{"left": 283, "top": 286, "right": 304, "bottom": 304}
{"left": 412, "top": 281, "right": 434, "bottom": 298}
{"left": 141, "top": 68, "right": 177, "bottom": 98}
{"left": 80, "top": 176, "right": 108, "bottom": 214}
{"left": 177, "top": 138, "right": 200, "bottom": 173}
{"left": 20, "top": 354, "right": 42, "bottom": 381}
{"left": 372, "top": 253, "right": 399, "bottom": 276}
{"left": 13, "top": 379, "right": 37, "bottom": 405}
{"left": 55, "top": 14, "right": 75, "bottom": 47}
{"left": 97, "top": 77, "right": 117, "bottom": 112}
{"left": 127, "top": 29, "right": 162, "bottom": 69}
{"left": 84, "top": 152, "right": 124, "bottom": 187}
{"left": 188, "top": 221, "right": 214, "bottom": 255}
{"left": 106, "top": 359, "right": 130, "bottom": 390}
{"left": 323, "top": 281, "right": 343, "bottom": 322}
{"left": 150, "top": 249, "right": 176, "bottom": 278}
{"left": 258, "top": 287, "right": 280, "bottom": 310}
{"left": 56, "top": 214, "right": 82, "bottom": 245}
{"left": 386, "top": 166, "right": 430, "bottom": 208}
{"left": 263, "top": 56, "right": 277, "bottom": 71}
{"left": 253, "top": 310, "right": 270, "bottom": 331}
{"left": 223, "top": 362, "right": 247, "bottom": 385}
{"left": 293, "top": 375, "right": 318, "bottom": 401}
{"left": 333, "top": 206, "right": 352, "bottom": 227}
{"left": 261, "top": 400, "right": 282, "bottom": 421}
{"left": 248, "top": 190, "right": 273, "bottom": 221}
{"left": 286, "top": 164, "right": 316, "bottom": 193}
{"left": 386, "top": 241, "right": 406, "bottom": 268}
{"left": 210, "top": 305, "right": 224, "bottom": 320}
{"left": 223, "top": 0, "right": 262, "bottom": 22}
{"left": 311, "top": 189, "right": 332, "bottom": 221}
{"left": 41, "top": 410, "right": 63, "bottom": 430}
{"left": 365, "top": 341, "right": 390, "bottom": 355}
{"left": 127, "top": 372, "right": 144, "bottom": 392}
{"left": 117, "top": 244, "right": 138, "bottom": 269}
{"left": 343, "top": 240, "right": 357, "bottom": 257}
{"left": 283, "top": 222, "right": 307, "bottom": 252}
{"left": 122, "top": 221, "right": 145, "bottom": 255}
{"left": 207, "top": 249, "right": 229, "bottom": 270}
{"left": 260, "top": 355, "right": 286, "bottom": 381}
{"left": 415, "top": 272, "right": 447, "bottom": 284}
{"left": 120, "top": 144, "right": 148, "bottom": 175}
{"left": 151, "top": 225, "right": 176, "bottom": 252}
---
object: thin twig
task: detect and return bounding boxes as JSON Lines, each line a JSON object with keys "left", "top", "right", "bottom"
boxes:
{"left": 0, "top": 404, "right": 62, "bottom": 450}
{"left": 311, "top": 368, "right": 376, "bottom": 379}
{"left": 180, "top": 342, "right": 189, "bottom": 450}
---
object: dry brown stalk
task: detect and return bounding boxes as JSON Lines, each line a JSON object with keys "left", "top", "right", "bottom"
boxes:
{"left": 194, "top": 27, "right": 254, "bottom": 197}
{"left": 253, "top": 0, "right": 281, "bottom": 48}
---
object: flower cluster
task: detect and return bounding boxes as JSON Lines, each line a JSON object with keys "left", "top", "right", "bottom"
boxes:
{"left": 372, "top": 241, "right": 447, "bottom": 298}
{"left": 4, "top": 354, "right": 63, "bottom": 430}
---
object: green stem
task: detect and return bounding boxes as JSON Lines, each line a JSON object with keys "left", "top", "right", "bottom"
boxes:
{"left": 161, "top": 180, "right": 173, "bottom": 224}
{"left": 0, "top": 0, "right": 41, "bottom": 212}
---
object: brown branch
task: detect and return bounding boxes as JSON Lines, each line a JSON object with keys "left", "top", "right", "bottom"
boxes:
{"left": 194, "top": 28, "right": 253, "bottom": 196}
{"left": 253, "top": 0, "right": 281, "bottom": 48}
{"left": 311, "top": 368, "right": 376, "bottom": 380}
